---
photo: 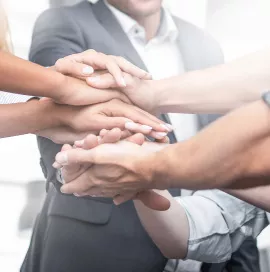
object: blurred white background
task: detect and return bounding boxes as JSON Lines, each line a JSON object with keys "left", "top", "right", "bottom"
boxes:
{"left": 1, "top": 0, "right": 270, "bottom": 271}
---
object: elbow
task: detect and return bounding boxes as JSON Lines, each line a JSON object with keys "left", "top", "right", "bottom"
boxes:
{"left": 159, "top": 244, "right": 188, "bottom": 260}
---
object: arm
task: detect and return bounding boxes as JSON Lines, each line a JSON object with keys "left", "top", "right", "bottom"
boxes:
{"left": 153, "top": 47, "right": 270, "bottom": 114}
{"left": 87, "top": 47, "right": 270, "bottom": 114}
{"left": 226, "top": 186, "right": 270, "bottom": 212}
{"left": 0, "top": 51, "right": 66, "bottom": 100}
{"left": 147, "top": 100, "right": 270, "bottom": 190}
{"left": 133, "top": 190, "right": 189, "bottom": 259}
{"left": 54, "top": 100, "right": 270, "bottom": 199}
{"left": 0, "top": 99, "right": 63, "bottom": 137}
{"left": 134, "top": 189, "right": 267, "bottom": 262}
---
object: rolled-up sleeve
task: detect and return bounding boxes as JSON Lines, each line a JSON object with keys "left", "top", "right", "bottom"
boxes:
{"left": 0, "top": 91, "right": 33, "bottom": 104}
{"left": 176, "top": 190, "right": 267, "bottom": 263}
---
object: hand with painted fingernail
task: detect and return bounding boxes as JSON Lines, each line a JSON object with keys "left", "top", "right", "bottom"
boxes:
{"left": 37, "top": 98, "right": 169, "bottom": 143}
{"left": 53, "top": 49, "right": 151, "bottom": 88}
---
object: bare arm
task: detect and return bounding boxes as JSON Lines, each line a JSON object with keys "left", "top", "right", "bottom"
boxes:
{"left": 153, "top": 48, "right": 270, "bottom": 114}
{"left": 226, "top": 186, "right": 270, "bottom": 212}
{"left": 134, "top": 190, "right": 189, "bottom": 259}
{"left": 0, "top": 51, "right": 66, "bottom": 100}
{"left": 0, "top": 99, "right": 65, "bottom": 137}
{"left": 146, "top": 100, "right": 270, "bottom": 190}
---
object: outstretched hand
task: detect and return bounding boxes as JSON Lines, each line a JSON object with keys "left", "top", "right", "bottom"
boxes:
{"left": 54, "top": 129, "right": 171, "bottom": 211}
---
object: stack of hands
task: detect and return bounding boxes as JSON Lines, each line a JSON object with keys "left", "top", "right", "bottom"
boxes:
{"left": 39, "top": 49, "right": 172, "bottom": 143}
{"left": 41, "top": 50, "right": 173, "bottom": 210}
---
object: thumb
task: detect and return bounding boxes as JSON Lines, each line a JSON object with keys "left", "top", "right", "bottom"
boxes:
{"left": 113, "top": 190, "right": 171, "bottom": 211}
{"left": 125, "top": 133, "right": 145, "bottom": 146}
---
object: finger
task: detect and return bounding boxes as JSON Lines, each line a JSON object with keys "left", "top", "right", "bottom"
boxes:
{"left": 55, "top": 57, "right": 94, "bottom": 77}
{"left": 52, "top": 144, "right": 73, "bottom": 168}
{"left": 118, "top": 104, "right": 170, "bottom": 133}
{"left": 60, "top": 144, "right": 82, "bottom": 182}
{"left": 87, "top": 73, "right": 117, "bottom": 89}
{"left": 83, "top": 134, "right": 99, "bottom": 150}
{"left": 149, "top": 131, "right": 169, "bottom": 140}
{"left": 82, "top": 52, "right": 126, "bottom": 87}
{"left": 121, "top": 130, "right": 132, "bottom": 139}
{"left": 55, "top": 148, "right": 96, "bottom": 166}
{"left": 125, "top": 133, "right": 145, "bottom": 146}
{"left": 112, "top": 56, "right": 151, "bottom": 79}
{"left": 113, "top": 193, "right": 136, "bottom": 205}
{"left": 155, "top": 136, "right": 170, "bottom": 144}
{"left": 136, "top": 191, "right": 171, "bottom": 211}
{"left": 60, "top": 171, "right": 95, "bottom": 194}
{"left": 99, "top": 128, "right": 122, "bottom": 144}
{"left": 99, "top": 129, "right": 108, "bottom": 137}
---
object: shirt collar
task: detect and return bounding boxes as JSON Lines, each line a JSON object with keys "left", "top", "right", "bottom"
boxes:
{"left": 104, "top": 0, "right": 179, "bottom": 43}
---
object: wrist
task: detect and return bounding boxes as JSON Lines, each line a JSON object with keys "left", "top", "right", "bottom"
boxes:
{"left": 50, "top": 73, "right": 69, "bottom": 103}
{"left": 135, "top": 149, "right": 173, "bottom": 190}
{"left": 150, "top": 78, "right": 176, "bottom": 114}
{"left": 37, "top": 99, "right": 66, "bottom": 128}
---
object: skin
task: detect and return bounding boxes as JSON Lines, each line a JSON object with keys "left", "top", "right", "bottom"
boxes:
{"left": 58, "top": 129, "right": 269, "bottom": 260}
{"left": 107, "top": 0, "right": 162, "bottom": 40}
{"left": 1, "top": 49, "right": 172, "bottom": 141}
{"left": 87, "top": 47, "right": 270, "bottom": 114}
{"left": 55, "top": 100, "right": 270, "bottom": 203}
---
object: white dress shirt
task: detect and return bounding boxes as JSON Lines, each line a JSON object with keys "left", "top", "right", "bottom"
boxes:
{"left": 0, "top": 91, "right": 32, "bottom": 104}
{"left": 105, "top": 1, "right": 198, "bottom": 143}
{"left": 105, "top": 2, "right": 269, "bottom": 271}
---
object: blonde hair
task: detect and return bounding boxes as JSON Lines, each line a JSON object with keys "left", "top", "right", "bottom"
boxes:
{"left": 0, "top": 3, "right": 11, "bottom": 52}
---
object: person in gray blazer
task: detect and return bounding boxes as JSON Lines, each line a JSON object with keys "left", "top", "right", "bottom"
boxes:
{"left": 21, "top": 1, "right": 261, "bottom": 272}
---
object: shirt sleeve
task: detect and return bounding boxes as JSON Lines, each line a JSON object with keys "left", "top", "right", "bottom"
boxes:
{"left": 0, "top": 91, "right": 33, "bottom": 104}
{"left": 176, "top": 190, "right": 268, "bottom": 263}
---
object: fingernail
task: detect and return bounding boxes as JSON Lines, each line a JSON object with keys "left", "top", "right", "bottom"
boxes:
{"left": 87, "top": 76, "right": 100, "bottom": 82}
{"left": 74, "top": 140, "right": 84, "bottom": 147}
{"left": 160, "top": 123, "right": 173, "bottom": 132}
{"left": 52, "top": 162, "right": 62, "bottom": 169}
{"left": 125, "top": 121, "right": 137, "bottom": 130}
{"left": 141, "top": 125, "right": 153, "bottom": 131}
{"left": 74, "top": 193, "right": 82, "bottom": 197}
{"left": 154, "top": 132, "right": 168, "bottom": 139}
{"left": 82, "top": 66, "right": 94, "bottom": 75}
{"left": 165, "top": 123, "right": 174, "bottom": 131}
{"left": 56, "top": 152, "right": 68, "bottom": 165}
{"left": 120, "top": 77, "right": 126, "bottom": 87}
{"left": 60, "top": 186, "right": 67, "bottom": 194}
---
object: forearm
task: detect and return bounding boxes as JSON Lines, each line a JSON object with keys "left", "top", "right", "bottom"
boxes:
{"left": 134, "top": 190, "right": 189, "bottom": 259}
{"left": 0, "top": 99, "right": 63, "bottom": 137}
{"left": 153, "top": 48, "right": 270, "bottom": 114}
{"left": 226, "top": 186, "right": 270, "bottom": 212}
{"left": 144, "top": 100, "right": 270, "bottom": 190}
{"left": 0, "top": 51, "right": 66, "bottom": 100}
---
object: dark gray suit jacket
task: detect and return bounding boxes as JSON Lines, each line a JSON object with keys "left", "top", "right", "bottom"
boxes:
{"left": 22, "top": 1, "right": 259, "bottom": 272}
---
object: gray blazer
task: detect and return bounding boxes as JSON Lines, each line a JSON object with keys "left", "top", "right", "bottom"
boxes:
{"left": 23, "top": 1, "right": 231, "bottom": 272}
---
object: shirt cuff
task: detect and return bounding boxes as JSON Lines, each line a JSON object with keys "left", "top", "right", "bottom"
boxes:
{"left": 176, "top": 195, "right": 232, "bottom": 263}
{"left": 0, "top": 91, "right": 35, "bottom": 104}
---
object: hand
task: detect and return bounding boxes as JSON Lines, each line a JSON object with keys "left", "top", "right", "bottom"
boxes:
{"left": 86, "top": 72, "right": 158, "bottom": 113}
{"left": 54, "top": 133, "right": 169, "bottom": 201}
{"left": 52, "top": 50, "right": 152, "bottom": 106}
{"left": 36, "top": 98, "right": 170, "bottom": 143}
{"left": 56, "top": 129, "right": 171, "bottom": 211}
{"left": 54, "top": 49, "right": 151, "bottom": 84}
